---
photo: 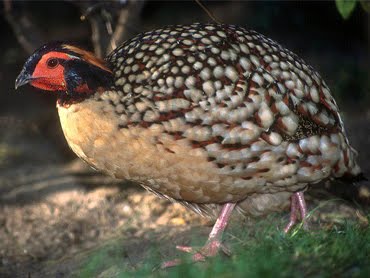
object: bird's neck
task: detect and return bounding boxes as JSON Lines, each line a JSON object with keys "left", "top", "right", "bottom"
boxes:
{"left": 56, "top": 88, "right": 105, "bottom": 108}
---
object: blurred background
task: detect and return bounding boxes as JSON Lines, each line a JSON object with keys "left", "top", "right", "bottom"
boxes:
{"left": 0, "top": 1, "right": 369, "bottom": 277}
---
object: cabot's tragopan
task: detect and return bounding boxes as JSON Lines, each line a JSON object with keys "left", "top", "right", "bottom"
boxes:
{"left": 16, "top": 23, "right": 363, "bottom": 267}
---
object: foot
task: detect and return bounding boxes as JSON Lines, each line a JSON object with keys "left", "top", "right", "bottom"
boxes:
{"left": 160, "top": 203, "right": 236, "bottom": 269}
{"left": 161, "top": 239, "right": 231, "bottom": 268}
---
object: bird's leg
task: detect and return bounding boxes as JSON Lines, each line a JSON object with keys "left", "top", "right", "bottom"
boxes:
{"left": 161, "top": 202, "right": 236, "bottom": 268}
{"left": 284, "top": 191, "right": 308, "bottom": 233}
{"left": 284, "top": 193, "right": 298, "bottom": 233}
{"left": 296, "top": 191, "right": 308, "bottom": 230}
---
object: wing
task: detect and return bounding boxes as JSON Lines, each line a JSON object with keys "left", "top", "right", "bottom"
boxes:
{"left": 107, "top": 23, "right": 342, "bottom": 143}
{"left": 103, "top": 22, "right": 362, "bottom": 186}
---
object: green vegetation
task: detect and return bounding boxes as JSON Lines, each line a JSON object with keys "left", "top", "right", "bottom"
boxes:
{"left": 336, "top": 0, "right": 358, "bottom": 19}
{"left": 335, "top": 0, "right": 370, "bottom": 19}
{"left": 76, "top": 213, "right": 370, "bottom": 278}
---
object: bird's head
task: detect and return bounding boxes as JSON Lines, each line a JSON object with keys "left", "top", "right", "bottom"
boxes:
{"left": 15, "top": 42, "right": 113, "bottom": 102}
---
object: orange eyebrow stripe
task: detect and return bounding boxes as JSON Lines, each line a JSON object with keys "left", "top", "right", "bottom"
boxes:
{"left": 62, "top": 44, "right": 112, "bottom": 73}
{"left": 44, "top": 51, "right": 70, "bottom": 60}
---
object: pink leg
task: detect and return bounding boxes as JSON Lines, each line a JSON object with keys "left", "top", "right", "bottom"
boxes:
{"left": 296, "top": 191, "right": 308, "bottom": 230}
{"left": 161, "top": 203, "right": 236, "bottom": 268}
{"left": 284, "top": 193, "right": 298, "bottom": 233}
{"left": 284, "top": 191, "right": 308, "bottom": 233}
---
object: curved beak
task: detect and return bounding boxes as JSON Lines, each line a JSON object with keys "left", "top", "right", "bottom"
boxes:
{"left": 15, "top": 70, "right": 32, "bottom": 90}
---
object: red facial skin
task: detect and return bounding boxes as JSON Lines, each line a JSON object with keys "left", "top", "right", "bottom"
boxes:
{"left": 30, "top": 51, "right": 71, "bottom": 92}
{"left": 29, "top": 47, "right": 112, "bottom": 95}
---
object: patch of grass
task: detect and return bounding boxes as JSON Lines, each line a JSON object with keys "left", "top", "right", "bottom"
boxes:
{"left": 77, "top": 244, "right": 125, "bottom": 278}
{"left": 76, "top": 213, "right": 370, "bottom": 278}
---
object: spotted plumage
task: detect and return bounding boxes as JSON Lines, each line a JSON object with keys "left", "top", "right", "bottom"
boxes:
{"left": 89, "top": 23, "right": 361, "bottom": 206}
{"left": 16, "top": 22, "right": 363, "bottom": 266}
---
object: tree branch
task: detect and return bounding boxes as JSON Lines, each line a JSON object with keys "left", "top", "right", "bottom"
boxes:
{"left": 4, "top": 0, "right": 45, "bottom": 54}
{"left": 106, "top": 0, "right": 145, "bottom": 55}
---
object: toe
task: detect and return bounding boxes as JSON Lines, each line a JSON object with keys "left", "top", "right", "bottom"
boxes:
{"left": 160, "top": 258, "right": 182, "bottom": 269}
{"left": 176, "top": 245, "right": 194, "bottom": 253}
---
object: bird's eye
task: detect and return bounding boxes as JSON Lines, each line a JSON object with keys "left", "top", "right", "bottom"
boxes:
{"left": 46, "top": 58, "right": 59, "bottom": 69}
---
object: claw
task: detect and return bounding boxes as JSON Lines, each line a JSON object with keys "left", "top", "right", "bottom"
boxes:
{"left": 160, "top": 203, "right": 236, "bottom": 269}
{"left": 160, "top": 258, "right": 182, "bottom": 269}
{"left": 160, "top": 239, "right": 231, "bottom": 268}
{"left": 176, "top": 245, "right": 194, "bottom": 253}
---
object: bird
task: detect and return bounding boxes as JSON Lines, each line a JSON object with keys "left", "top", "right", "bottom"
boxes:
{"left": 15, "top": 23, "right": 363, "bottom": 267}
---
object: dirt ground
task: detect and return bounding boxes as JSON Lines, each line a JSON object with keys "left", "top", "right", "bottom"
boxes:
{"left": 0, "top": 153, "right": 209, "bottom": 277}
{"left": 0, "top": 109, "right": 369, "bottom": 277}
